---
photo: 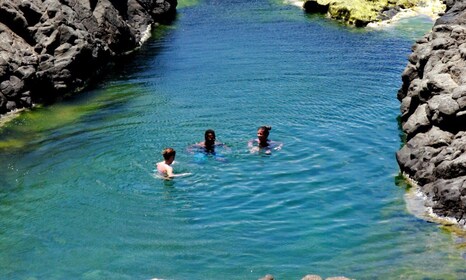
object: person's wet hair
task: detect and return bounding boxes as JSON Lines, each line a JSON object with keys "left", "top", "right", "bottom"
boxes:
{"left": 258, "top": 126, "right": 271, "bottom": 138}
{"left": 204, "top": 129, "right": 216, "bottom": 154}
{"left": 204, "top": 129, "right": 216, "bottom": 141}
{"left": 162, "top": 148, "right": 176, "bottom": 160}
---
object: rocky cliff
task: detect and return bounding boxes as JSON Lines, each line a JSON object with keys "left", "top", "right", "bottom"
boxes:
{"left": 0, "top": 0, "right": 176, "bottom": 115}
{"left": 396, "top": 0, "right": 466, "bottom": 227}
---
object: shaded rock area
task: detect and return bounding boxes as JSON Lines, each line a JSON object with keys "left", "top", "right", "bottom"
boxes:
{"left": 303, "top": 0, "right": 422, "bottom": 27}
{"left": 0, "top": 0, "right": 177, "bottom": 115}
{"left": 396, "top": 0, "right": 466, "bottom": 227}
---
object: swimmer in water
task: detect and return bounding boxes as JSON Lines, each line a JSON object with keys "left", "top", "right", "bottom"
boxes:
{"left": 248, "top": 126, "right": 283, "bottom": 154}
{"left": 188, "top": 129, "right": 228, "bottom": 154}
{"left": 156, "top": 148, "right": 191, "bottom": 178}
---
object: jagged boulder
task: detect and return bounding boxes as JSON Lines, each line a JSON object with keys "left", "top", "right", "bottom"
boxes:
{"left": 397, "top": 0, "right": 466, "bottom": 227}
{"left": 0, "top": 0, "right": 177, "bottom": 115}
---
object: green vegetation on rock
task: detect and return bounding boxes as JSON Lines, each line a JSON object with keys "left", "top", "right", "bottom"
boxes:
{"left": 310, "top": 0, "right": 422, "bottom": 26}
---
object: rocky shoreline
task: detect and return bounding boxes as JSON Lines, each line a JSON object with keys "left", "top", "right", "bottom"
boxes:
{"left": 302, "top": 0, "right": 438, "bottom": 27}
{"left": 0, "top": 0, "right": 177, "bottom": 116}
{"left": 396, "top": 0, "right": 466, "bottom": 229}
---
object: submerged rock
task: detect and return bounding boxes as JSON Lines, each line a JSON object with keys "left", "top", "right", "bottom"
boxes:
{"left": 397, "top": 0, "right": 466, "bottom": 228}
{"left": 0, "top": 0, "right": 177, "bottom": 115}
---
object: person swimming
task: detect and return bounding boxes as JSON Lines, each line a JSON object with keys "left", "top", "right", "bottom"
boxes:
{"left": 248, "top": 126, "right": 283, "bottom": 154}
{"left": 188, "top": 129, "right": 228, "bottom": 155}
{"left": 156, "top": 148, "right": 191, "bottom": 178}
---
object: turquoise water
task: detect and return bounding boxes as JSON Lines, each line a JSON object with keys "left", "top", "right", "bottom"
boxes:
{"left": 1, "top": 1, "right": 466, "bottom": 279}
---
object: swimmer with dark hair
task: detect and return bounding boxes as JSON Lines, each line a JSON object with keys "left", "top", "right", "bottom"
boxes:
{"left": 188, "top": 129, "right": 228, "bottom": 155}
{"left": 156, "top": 148, "right": 190, "bottom": 178}
{"left": 248, "top": 126, "right": 283, "bottom": 154}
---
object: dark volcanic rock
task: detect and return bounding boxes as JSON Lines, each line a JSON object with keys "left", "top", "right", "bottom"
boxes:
{"left": 397, "top": 0, "right": 466, "bottom": 227}
{"left": 303, "top": 0, "right": 329, "bottom": 14}
{"left": 378, "top": 6, "right": 401, "bottom": 21}
{"left": 0, "top": 0, "right": 177, "bottom": 114}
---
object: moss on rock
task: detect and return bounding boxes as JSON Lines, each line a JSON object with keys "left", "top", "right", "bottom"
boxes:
{"left": 305, "top": 0, "right": 422, "bottom": 26}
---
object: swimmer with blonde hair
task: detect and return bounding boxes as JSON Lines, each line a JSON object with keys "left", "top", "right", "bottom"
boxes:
{"left": 156, "top": 148, "right": 191, "bottom": 178}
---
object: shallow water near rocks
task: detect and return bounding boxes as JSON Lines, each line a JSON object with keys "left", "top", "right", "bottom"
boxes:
{"left": 1, "top": 1, "right": 466, "bottom": 279}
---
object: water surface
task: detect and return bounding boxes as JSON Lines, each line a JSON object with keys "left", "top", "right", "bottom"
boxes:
{"left": 1, "top": 1, "right": 465, "bottom": 279}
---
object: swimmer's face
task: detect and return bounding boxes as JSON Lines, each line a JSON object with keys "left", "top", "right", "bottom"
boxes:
{"left": 257, "top": 129, "right": 267, "bottom": 141}
{"left": 206, "top": 133, "right": 215, "bottom": 144}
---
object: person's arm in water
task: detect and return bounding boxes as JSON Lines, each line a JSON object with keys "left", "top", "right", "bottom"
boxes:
{"left": 157, "top": 148, "right": 191, "bottom": 179}
{"left": 248, "top": 139, "right": 260, "bottom": 153}
{"left": 215, "top": 141, "right": 231, "bottom": 152}
{"left": 272, "top": 141, "right": 283, "bottom": 151}
{"left": 157, "top": 161, "right": 190, "bottom": 179}
{"left": 187, "top": 141, "right": 208, "bottom": 153}
{"left": 248, "top": 139, "right": 256, "bottom": 148}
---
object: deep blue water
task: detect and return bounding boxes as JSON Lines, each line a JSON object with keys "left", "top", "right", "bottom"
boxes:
{"left": 1, "top": 1, "right": 465, "bottom": 279}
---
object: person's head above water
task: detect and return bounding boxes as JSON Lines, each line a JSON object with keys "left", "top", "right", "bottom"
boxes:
{"left": 162, "top": 148, "right": 176, "bottom": 163}
{"left": 204, "top": 129, "right": 216, "bottom": 147}
{"left": 257, "top": 126, "right": 271, "bottom": 146}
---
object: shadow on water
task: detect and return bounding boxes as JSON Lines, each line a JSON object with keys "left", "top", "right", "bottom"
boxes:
{"left": 0, "top": 24, "right": 175, "bottom": 152}
{"left": 304, "top": 12, "right": 367, "bottom": 32}
{"left": 177, "top": 0, "right": 200, "bottom": 9}
{"left": 0, "top": 83, "right": 139, "bottom": 152}
{"left": 107, "top": 24, "right": 175, "bottom": 79}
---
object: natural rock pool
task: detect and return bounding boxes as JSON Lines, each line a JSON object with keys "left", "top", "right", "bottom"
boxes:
{"left": 1, "top": 0, "right": 465, "bottom": 279}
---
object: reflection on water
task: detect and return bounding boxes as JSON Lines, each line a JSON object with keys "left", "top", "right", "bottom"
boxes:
{"left": 0, "top": 83, "right": 141, "bottom": 151}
